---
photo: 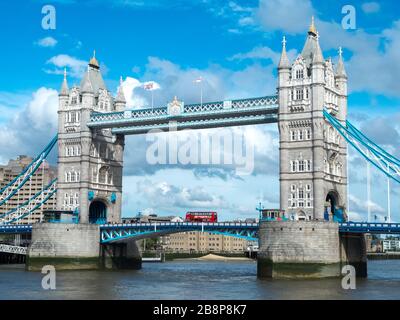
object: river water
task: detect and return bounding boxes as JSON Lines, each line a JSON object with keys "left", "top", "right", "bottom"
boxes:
{"left": 0, "top": 260, "right": 400, "bottom": 300}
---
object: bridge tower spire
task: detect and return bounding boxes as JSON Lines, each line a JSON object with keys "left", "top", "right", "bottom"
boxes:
{"left": 278, "top": 20, "right": 348, "bottom": 221}
{"left": 56, "top": 53, "right": 125, "bottom": 224}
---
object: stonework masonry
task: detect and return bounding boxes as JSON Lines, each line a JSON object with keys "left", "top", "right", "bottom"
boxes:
{"left": 278, "top": 21, "right": 348, "bottom": 221}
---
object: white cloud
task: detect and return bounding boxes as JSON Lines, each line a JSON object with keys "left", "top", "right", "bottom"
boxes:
{"left": 36, "top": 36, "right": 58, "bottom": 48}
{"left": 362, "top": 2, "right": 381, "bottom": 14}
{"left": 256, "top": 0, "right": 314, "bottom": 34}
{"left": 229, "top": 45, "right": 298, "bottom": 65}
{"left": 349, "top": 194, "right": 386, "bottom": 215}
{"left": 45, "top": 54, "right": 87, "bottom": 78}
{"left": 0, "top": 88, "right": 58, "bottom": 164}
{"left": 136, "top": 179, "right": 228, "bottom": 209}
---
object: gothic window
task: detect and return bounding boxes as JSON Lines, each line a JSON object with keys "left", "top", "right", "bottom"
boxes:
{"left": 290, "top": 90, "right": 294, "bottom": 101}
{"left": 291, "top": 131, "right": 296, "bottom": 141}
{"left": 100, "top": 144, "right": 107, "bottom": 158}
{"left": 291, "top": 185, "right": 296, "bottom": 192}
{"left": 296, "top": 69, "right": 304, "bottom": 79}
{"left": 305, "top": 88, "right": 309, "bottom": 99}
{"left": 92, "top": 167, "right": 98, "bottom": 183}
{"left": 99, "top": 167, "right": 107, "bottom": 184}
{"left": 299, "top": 160, "right": 305, "bottom": 172}
{"left": 306, "top": 184, "right": 311, "bottom": 191}
{"left": 295, "top": 89, "right": 303, "bottom": 100}
{"left": 336, "top": 163, "right": 342, "bottom": 176}
{"left": 298, "top": 130, "right": 304, "bottom": 140}
{"left": 306, "top": 129, "right": 311, "bottom": 140}
{"left": 290, "top": 161, "right": 297, "bottom": 172}
{"left": 99, "top": 166, "right": 112, "bottom": 184}
{"left": 298, "top": 189, "right": 304, "bottom": 199}
{"left": 307, "top": 160, "right": 311, "bottom": 171}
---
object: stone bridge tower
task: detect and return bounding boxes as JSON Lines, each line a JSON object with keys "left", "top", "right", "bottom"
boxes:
{"left": 57, "top": 53, "right": 126, "bottom": 224}
{"left": 278, "top": 19, "right": 348, "bottom": 221}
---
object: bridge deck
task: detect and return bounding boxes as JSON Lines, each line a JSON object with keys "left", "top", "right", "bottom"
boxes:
{"left": 2, "top": 222, "right": 400, "bottom": 242}
{"left": 87, "top": 96, "right": 279, "bottom": 135}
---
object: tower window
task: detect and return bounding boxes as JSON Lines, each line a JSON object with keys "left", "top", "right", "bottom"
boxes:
{"left": 295, "top": 89, "right": 304, "bottom": 100}
{"left": 291, "top": 131, "right": 296, "bottom": 141}
{"left": 296, "top": 69, "right": 304, "bottom": 79}
{"left": 298, "top": 130, "right": 304, "bottom": 140}
{"left": 298, "top": 160, "right": 305, "bottom": 172}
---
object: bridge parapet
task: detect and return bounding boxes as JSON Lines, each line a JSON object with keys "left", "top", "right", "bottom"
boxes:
{"left": 87, "top": 95, "right": 278, "bottom": 132}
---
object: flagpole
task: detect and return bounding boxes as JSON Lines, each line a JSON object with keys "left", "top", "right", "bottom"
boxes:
{"left": 200, "top": 81, "right": 203, "bottom": 107}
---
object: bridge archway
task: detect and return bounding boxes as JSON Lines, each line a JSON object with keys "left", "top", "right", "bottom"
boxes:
{"left": 325, "top": 191, "right": 339, "bottom": 221}
{"left": 89, "top": 200, "right": 107, "bottom": 224}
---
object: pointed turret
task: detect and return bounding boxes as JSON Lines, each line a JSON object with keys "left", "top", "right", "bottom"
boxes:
{"left": 80, "top": 51, "right": 106, "bottom": 94}
{"left": 116, "top": 77, "right": 126, "bottom": 103}
{"left": 301, "top": 16, "right": 323, "bottom": 66}
{"left": 60, "top": 68, "right": 69, "bottom": 96}
{"left": 312, "top": 32, "right": 324, "bottom": 65}
{"left": 278, "top": 36, "right": 291, "bottom": 69}
{"left": 81, "top": 67, "right": 94, "bottom": 94}
{"left": 308, "top": 16, "right": 317, "bottom": 36}
{"left": 115, "top": 76, "right": 126, "bottom": 112}
{"left": 336, "top": 47, "right": 347, "bottom": 78}
{"left": 89, "top": 50, "right": 100, "bottom": 70}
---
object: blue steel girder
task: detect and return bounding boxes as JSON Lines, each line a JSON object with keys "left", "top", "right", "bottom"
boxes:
{"left": 339, "top": 222, "right": 400, "bottom": 234}
{"left": 99, "top": 222, "right": 259, "bottom": 243}
{"left": 0, "top": 225, "right": 32, "bottom": 234}
{"left": 87, "top": 96, "right": 278, "bottom": 135}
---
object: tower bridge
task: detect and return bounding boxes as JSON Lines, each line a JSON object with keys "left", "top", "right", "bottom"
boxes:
{"left": 0, "top": 19, "right": 398, "bottom": 278}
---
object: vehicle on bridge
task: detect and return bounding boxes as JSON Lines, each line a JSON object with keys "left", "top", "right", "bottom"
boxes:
{"left": 185, "top": 212, "right": 217, "bottom": 223}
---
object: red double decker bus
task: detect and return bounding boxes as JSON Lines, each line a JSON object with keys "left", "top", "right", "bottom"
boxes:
{"left": 185, "top": 211, "right": 218, "bottom": 223}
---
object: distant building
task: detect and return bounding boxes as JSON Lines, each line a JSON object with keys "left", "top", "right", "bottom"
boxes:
{"left": 161, "top": 231, "right": 252, "bottom": 253}
{"left": 0, "top": 155, "right": 57, "bottom": 224}
{"left": 382, "top": 239, "right": 400, "bottom": 252}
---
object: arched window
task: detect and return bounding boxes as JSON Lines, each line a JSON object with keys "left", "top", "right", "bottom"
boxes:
{"left": 99, "top": 166, "right": 109, "bottom": 184}
{"left": 298, "top": 130, "right": 304, "bottom": 140}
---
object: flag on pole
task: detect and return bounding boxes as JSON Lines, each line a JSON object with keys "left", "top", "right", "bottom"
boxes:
{"left": 143, "top": 82, "right": 154, "bottom": 91}
{"left": 194, "top": 77, "right": 203, "bottom": 84}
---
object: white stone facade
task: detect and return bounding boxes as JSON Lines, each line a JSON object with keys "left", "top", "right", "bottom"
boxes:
{"left": 56, "top": 56, "right": 126, "bottom": 223}
{"left": 278, "top": 24, "right": 348, "bottom": 220}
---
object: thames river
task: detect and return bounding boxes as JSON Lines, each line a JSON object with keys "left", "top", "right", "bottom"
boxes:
{"left": 1, "top": 260, "right": 400, "bottom": 300}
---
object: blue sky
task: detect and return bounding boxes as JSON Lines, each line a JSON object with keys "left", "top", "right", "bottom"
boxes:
{"left": 0, "top": 0, "right": 400, "bottom": 221}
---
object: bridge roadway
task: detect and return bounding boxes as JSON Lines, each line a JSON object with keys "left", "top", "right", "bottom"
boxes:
{"left": 87, "top": 96, "right": 279, "bottom": 135}
{"left": 1, "top": 222, "right": 400, "bottom": 243}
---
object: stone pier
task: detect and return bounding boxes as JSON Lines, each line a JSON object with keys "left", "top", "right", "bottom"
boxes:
{"left": 257, "top": 220, "right": 367, "bottom": 279}
{"left": 26, "top": 223, "right": 141, "bottom": 271}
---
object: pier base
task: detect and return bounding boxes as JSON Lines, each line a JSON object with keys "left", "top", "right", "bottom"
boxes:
{"left": 101, "top": 241, "right": 142, "bottom": 270}
{"left": 257, "top": 221, "right": 367, "bottom": 279}
{"left": 340, "top": 232, "right": 367, "bottom": 278}
{"left": 26, "top": 223, "right": 142, "bottom": 271}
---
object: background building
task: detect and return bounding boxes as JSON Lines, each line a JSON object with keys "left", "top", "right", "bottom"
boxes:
{"left": 0, "top": 155, "right": 57, "bottom": 224}
{"left": 161, "top": 231, "right": 252, "bottom": 253}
